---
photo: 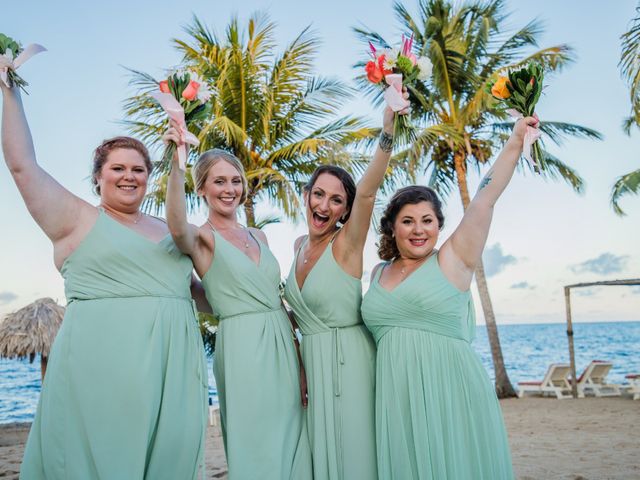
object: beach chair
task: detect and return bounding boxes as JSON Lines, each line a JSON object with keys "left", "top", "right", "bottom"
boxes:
{"left": 208, "top": 397, "right": 220, "bottom": 427}
{"left": 625, "top": 374, "right": 640, "bottom": 400}
{"left": 517, "top": 363, "right": 572, "bottom": 399}
{"left": 576, "top": 360, "right": 622, "bottom": 398}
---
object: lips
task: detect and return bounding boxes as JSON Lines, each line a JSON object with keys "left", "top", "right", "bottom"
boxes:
{"left": 218, "top": 196, "right": 237, "bottom": 206}
{"left": 117, "top": 185, "right": 137, "bottom": 191}
{"left": 409, "top": 238, "right": 427, "bottom": 246}
{"left": 312, "top": 212, "right": 330, "bottom": 229}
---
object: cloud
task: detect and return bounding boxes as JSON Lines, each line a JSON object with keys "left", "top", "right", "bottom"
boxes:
{"left": 569, "top": 253, "right": 629, "bottom": 275}
{"left": 510, "top": 281, "right": 535, "bottom": 290}
{"left": 0, "top": 291, "right": 18, "bottom": 305}
{"left": 482, "top": 244, "right": 517, "bottom": 277}
{"left": 575, "top": 287, "right": 598, "bottom": 297}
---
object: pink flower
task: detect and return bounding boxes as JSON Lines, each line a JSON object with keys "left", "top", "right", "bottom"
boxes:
{"left": 159, "top": 80, "right": 170, "bottom": 93}
{"left": 182, "top": 80, "right": 200, "bottom": 101}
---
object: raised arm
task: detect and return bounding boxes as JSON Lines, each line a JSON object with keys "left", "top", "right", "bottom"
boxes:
{"left": 164, "top": 125, "right": 200, "bottom": 256}
{"left": 1, "top": 82, "right": 91, "bottom": 244}
{"left": 441, "top": 116, "right": 538, "bottom": 286}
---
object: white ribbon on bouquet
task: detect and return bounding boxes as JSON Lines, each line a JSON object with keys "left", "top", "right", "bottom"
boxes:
{"left": 383, "top": 73, "right": 410, "bottom": 112}
{"left": 507, "top": 109, "right": 541, "bottom": 169}
{"left": 0, "top": 43, "right": 47, "bottom": 88}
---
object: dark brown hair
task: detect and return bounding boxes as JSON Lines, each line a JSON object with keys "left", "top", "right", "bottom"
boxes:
{"left": 304, "top": 165, "right": 356, "bottom": 223}
{"left": 91, "top": 137, "right": 152, "bottom": 195}
{"left": 377, "top": 185, "right": 445, "bottom": 261}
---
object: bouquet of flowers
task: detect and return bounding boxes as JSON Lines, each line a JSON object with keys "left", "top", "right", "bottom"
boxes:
{"left": 150, "top": 70, "right": 212, "bottom": 171}
{"left": 487, "top": 62, "right": 544, "bottom": 172}
{"left": 364, "top": 35, "right": 432, "bottom": 140}
{"left": 0, "top": 34, "right": 46, "bottom": 93}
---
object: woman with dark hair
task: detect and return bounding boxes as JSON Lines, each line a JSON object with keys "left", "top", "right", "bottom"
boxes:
{"left": 1, "top": 82, "right": 207, "bottom": 478}
{"left": 361, "top": 119, "right": 536, "bottom": 479}
{"left": 283, "top": 95, "right": 408, "bottom": 479}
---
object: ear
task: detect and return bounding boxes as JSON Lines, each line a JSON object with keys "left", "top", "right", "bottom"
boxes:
{"left": 303, "top": 190, "right": 309, "bottom": 207}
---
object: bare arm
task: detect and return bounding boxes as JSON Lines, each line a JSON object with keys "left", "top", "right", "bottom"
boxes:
{"left": 164, "top": 126, "right": 200, "bottom": 255}
{"left": 337, "top": 97, "right": 408, "bottom": 271}
{"left": 441, "top": 116, "right": 538, "bottom": 288}
{"left": 1, "top": 82, "right": 91, "bottom": 244}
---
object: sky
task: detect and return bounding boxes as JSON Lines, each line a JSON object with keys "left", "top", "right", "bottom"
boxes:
{"left": 0, "top": 0, "right": 638, "bottom": 324}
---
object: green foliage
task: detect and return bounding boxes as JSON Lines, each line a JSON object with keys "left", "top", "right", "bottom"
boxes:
{"left": 611, "top": 169, "right": 640, "bottom": 216}
{"left": 124, "top": 13, "right": 374, "bottom": 223}
{"left": 0, "top": 33, "right": 28, "bottom": 92}
{"left": 355, "top": 0, "right": 600, "bottom": 198}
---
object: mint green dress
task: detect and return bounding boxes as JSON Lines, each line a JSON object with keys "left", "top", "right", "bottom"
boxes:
{"left": 361, "top": 253, "right": 514, "bottom": 480}
{"left": 201, "top": 229, "right": 311, "bottom": 480}
{"left": 283, "top": 238, "right": 377, "bottom": 480}
{"left": 20, "top": 210, "right": 208, "bottom": 480}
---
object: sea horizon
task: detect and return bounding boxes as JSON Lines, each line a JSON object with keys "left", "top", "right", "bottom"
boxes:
{"left": 1, "top": 320, "right": 639, "bottom": 424}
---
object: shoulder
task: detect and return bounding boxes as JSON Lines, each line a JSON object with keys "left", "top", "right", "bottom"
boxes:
{"left": 293, "top": 234, "right": 307, "bottom": 252}
{"left": 249, "top": 227, "right": 268, "bottom": 245}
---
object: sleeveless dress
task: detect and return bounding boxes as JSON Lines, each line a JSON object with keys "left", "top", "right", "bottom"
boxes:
{"left": 361, "top": 252, "right": 514, "bottom": 480}
{"left": 200, "top": 228, "right": 311, "bottom": 480}
{"left": 20, "top": 210, "right": 208, "bottom": 480}
{"left": 283, "top": 238, "right": 377, "bottom": 480}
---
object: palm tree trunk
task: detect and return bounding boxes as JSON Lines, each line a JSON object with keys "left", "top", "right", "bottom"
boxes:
{"left": 244, "top": 192, "right": 256, "bottom": 228}
{"left": 453, "top": 151, "right": 517, "bottom": 398}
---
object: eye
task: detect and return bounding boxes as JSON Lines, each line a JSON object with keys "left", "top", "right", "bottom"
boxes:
{"left": 214, "top": 179, "right": 224, "bottom": 184}
{"left": 232, "top": 179, "right": 241, "bottom": 184}
{"left": 402, "top": 219, "right": 412, "bottom": 225}
{"left": 332, "top": 198, "right": 343, "bottom": 205}
{"left": 113, "top": 166, "right": 123, "bottom": 171}
{"left": 425, "top": 218, "right": 432, "bottom": 224}
{"left": 313, "top": 191, "right": 323, "bottom": 198}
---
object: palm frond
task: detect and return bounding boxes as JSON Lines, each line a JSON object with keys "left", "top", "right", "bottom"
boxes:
{"left": 611, "top": 168, "right": 640, "bottom": 216}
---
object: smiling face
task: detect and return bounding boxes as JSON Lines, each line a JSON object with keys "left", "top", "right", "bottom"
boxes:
{"left": 199, "top": 159, "right": 244, "bottom": 217}
{"left": 305, "top": 172, "right": 350, "bottom": 237}
{"left": 392, "top": 201, "right": 440, "bottom": 259}
{"left": 96, "top": 148, "right": 149, "bottom": 212}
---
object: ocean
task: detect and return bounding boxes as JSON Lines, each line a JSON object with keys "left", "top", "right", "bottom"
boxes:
{"left": 1, "top": 321, "right": 638, "bottom": 424}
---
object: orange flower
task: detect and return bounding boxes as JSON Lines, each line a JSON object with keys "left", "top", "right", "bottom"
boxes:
{"left": 491, "top": 76, "right": 511, "bottom": 99}
{"left": 181, "top": 80, "right": 200, "bottom": 101}
{"left": 365, "top": 61, "right": 383, "bottom": 84}
{"left": 159, "top": 80, "right": 170, "bottom": 93}
{"left": 377, "top": 55, "right": 392, "bottom": 76}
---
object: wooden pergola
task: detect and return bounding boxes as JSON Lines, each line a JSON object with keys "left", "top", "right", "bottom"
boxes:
{"left": 564, "top": 278, "right": 640, "bottom": 398}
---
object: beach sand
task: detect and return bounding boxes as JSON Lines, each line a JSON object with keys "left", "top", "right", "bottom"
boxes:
{"left": 1, "top": 398, "right": 638, "bottom": 479}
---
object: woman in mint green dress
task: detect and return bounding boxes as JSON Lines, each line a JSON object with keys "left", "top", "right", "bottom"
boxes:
{"left": 164, "top": 126, "right": 311, "bottom": 479}
{"left": 283, "top": 101, "right": 406, "bottom": 479}
{"left": 361, "top": 118, "right": 537, "bottom": 479}
{"left": 1, "top": 83, "right": 207, "bottom": 479}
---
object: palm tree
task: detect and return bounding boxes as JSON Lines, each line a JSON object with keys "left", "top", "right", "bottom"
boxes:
{"left": 356, "top": 0, "right": 602, "bottom": 397}
{"left": 124, "top": 13, "right": 372, "bottom": 225}
{"left": 612, "top": 3, "right": 640, "bottom": 216}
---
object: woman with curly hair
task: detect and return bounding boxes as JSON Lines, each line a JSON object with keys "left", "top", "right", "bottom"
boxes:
{"left": 360, "top": 118, "right": 538, "bottom": 480}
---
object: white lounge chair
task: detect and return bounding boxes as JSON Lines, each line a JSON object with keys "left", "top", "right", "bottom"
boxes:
{"left": 517, "top": 363, "right": 572, "bottom": 399}
{"left": 576, "top": 360, "right": 622, "bottom": 398}
{"left": 625, "top": 374, "right": 640, "bottom": 400}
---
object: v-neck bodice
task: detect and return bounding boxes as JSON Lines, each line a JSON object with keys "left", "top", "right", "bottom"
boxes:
{"left": 201, "top": 228, "right": 283, "bottom": 321}
{"left": 61, "top": 210, "right": 193, "bottom": 301}
{"left": 284, "top": 239, "right": 362, "bottom": 334}
{"left": 362, "top": 252, "right": 476, "bottom": 344}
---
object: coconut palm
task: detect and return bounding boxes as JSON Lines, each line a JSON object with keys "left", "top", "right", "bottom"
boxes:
{"left": 355, "top": 0, "right": 602, "bottom": 397}
{"left": 124, "top": 13, "right": 372, "bottom": 225}
{"left": 612, "top": 3, "right": 640, "bottom": 216}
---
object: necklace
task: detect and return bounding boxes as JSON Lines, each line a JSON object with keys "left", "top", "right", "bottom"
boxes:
{"left": 302, "top": 238, "right": 329, "bottom": 265}
{"left": 207, "top": 221, "right": 250, "bottom": 248}
{"left": 395, "top": 251, "right": 434, "bottom": 275}
{"left": 101, "top": 205, "right": 142, "bottom": 224}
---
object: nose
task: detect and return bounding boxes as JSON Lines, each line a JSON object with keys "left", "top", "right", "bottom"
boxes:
{"left": 124, "top": 169, "right": 135, "bottom": 180}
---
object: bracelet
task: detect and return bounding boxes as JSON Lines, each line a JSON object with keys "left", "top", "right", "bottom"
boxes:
{"left": 379, "top": 131, "right": 394, "bottom": 153}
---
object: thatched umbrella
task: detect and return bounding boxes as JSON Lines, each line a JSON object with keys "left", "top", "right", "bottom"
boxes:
{"left": 0, "top": 297, "right": 65, "bottom": 380}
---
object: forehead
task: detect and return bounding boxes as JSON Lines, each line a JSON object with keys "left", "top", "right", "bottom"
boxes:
{"left": 208, "top": 159, "right": 241, "bottom": 177}
{"left": 312, "top": 173, "right": 347, "bottom": 197}
{"left": 397, "top": 201, "right": 435, "bottom": 218}
{"left": 104, "top": 148, "right": 147, "bottom": 167}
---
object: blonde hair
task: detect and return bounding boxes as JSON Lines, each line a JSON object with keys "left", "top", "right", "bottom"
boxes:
{"left": 192, "top": 149, "right": 248, "bottom": 205}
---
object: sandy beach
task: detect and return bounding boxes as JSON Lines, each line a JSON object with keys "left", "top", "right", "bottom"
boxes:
{"left": 1, "top": 397, "right": 638, "bottom": 479}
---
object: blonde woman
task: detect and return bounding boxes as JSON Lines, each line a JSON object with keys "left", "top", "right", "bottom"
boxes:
{"left": 163, "top": 124, "right": 311, "bottom": 480}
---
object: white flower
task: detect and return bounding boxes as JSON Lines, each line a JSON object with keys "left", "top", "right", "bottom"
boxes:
{"left": 382, "top": 47, "right": 400, "bottom": 70}
{"left": 197, "top": 86, "right": 212, "bottom": 103}
{"left": 416, "top": 56, "right": 433, "bottom": 80}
